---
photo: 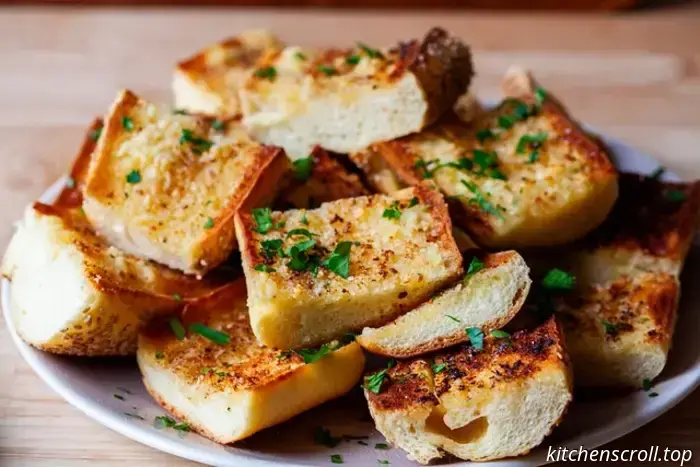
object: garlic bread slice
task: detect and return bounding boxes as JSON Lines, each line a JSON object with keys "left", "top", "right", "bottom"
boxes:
{"left": 173, "top": 30, "right": 282, "bottom": 117}
{"left": 83, "top": 90, "right": 288, "bottom": 275}
{"left": 361, "top": 68, "right": 618, "bottom": 248}
{"left": 358, "top": 251, "right": 531, "bottom": 357}
{"left": 235, "top": 183, "right": 463, "bottom": 349}
{"left": 364, "top": 317, "right": 572, "bottom": 464}
{"left": 239, "top": 27, "right": 473, "bottom": 159}
{"left": 137, "top": 280, "right": 365, "bottom": 444}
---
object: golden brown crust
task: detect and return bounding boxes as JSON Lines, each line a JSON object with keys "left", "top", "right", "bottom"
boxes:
{"left": 584, "top": 173, "right": 700, "bottom": 261}
{"left": 368, "top": 359, "right": 438, "bottom": 412}
{"left": 54, "top": 118, "right": 103, "bottom": 209}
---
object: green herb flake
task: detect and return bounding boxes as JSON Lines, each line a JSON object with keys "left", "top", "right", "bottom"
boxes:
{"left": 203, "top": 217, "right": 214, "bottom": 229}
{"left": 318, "top": 65, "right": 337, "bottom": 76}
{"left": 461, "top": 181, "right": 504, "bottom": 220}
{"left": 382, "top": 201, "right": 402, "bottom": 220}
{"left": 252, "top": 207, "right": 274, "bottom": 234}
{"left": 286, "top": 228, "right": 316, "bottom": 240}
{"left": 189, "top": 323, "right": 230, "bottom": 345}
{"left": 89, "top": 127, "right": 103, "bottom": 142}
{"left": 322, "top": 241, "right": 352, "bottom": 278}
{"left": 121, "top": 116, "right": 134, "bottom": 131}
{"left": 124, "top": 412, "right": 145, "bottom": 420}
{"left": 173, "top": 109, "right": 189, "bottom": 115}
{"left": 642, "top": 378, "right": 653, "bottom": 391}
{"left": 601, "top": 320, "right": 618, "bottom": 335}
{"left": 255, "top": 66, "right": 277, "bottom": 81}
{"left": 516, "top": 133, "right": 548, "bottom": 154}
{"left": 261, "top": 238, "right": 284, "bottom": 258}
{"left": 542, "top": 268, "right": 575, "bottom": 291}
{"left": 345, "top": 54, "right": 361, "bottom": 65}
{"left": 125, "top": 169, "right": 142, "bottom": 184}
{"left": 179, "top": 128, "right": 213, "bottom": 154}
{"left": 154, "top": 415, "right": 191, "bottom": 432}
{"left": 293, "top": 337, "right": 350, "bottom": 364}
{"left": 65, "top": 177, "right": 76, "bottom": 189}
{"left": 666, "top": 190, "right": 686, "bottom": 202}
{"left": 465, "top": 257, "right": 484, "bottom": 279}
{"left": 331, "top": 454, "right": 343, "bottom": 464}
{"left": 649, "top": 392, "right": 659, "bottom": 398}
{"left": 378, "top": 461, "right": 390, "bottom": 465}
{"left": 528, "top": 151, "right": 540, "bottom": 164}
{"left": 466, "top": 327, "right": 485, "bottom": 350}
{"left": 173, "top": 293, "right": 183, "bottom": 302}
{"left": 476, "top": 129, "right": 496, "bottom": 144}
{"left": 357, "top": 42, "right": 384, "bottom": 59}
{"left": 363, "top": 360, "right": 395, "bottom": 394}
{"left": 358, "top": 440, "right": 369, "bottom": 446}
{"left": 254, "top": 264, "right": 276, "bottom": 273}
{"left": 113, "top": 394, "right": 125, "bottom": 401}
{"left": 293, "top": 156, "right": 314, "bottom": 181}
{"left": 431, "top": 363, "right": 447, "bottom": 374}
{"left": 155, "top": 352, "right": 165, "bottom": 359}
{"left": 408, "top": 197, "right": 419, "bottom": 208}
{"left": 301, "top": 212, "right": 309, "bottom": 225}
{"left": 294, "top": 51, "right": 307, "bottom": 61}
{"left": 314, "top": 426, "right": 341, "bottom": 447}
{"left": 169, "top": 317, "right": 186, "bottom": 340}
{"left": 497, "top": 114, "right": 517, "bottom": 130}
{"left": 649, "top": 166, "right": 665, "bottom": 181}
{"left": 211, "top": 119, "right": 225, "bottom": 132}
{"left": 445, "top": 314, "right": 461, "bottom": 323}
{"left": 375, "top": 443, "right": 390, "bottom": 450}
{"left": 534, "top": 87, "right": 547, "bottom": 107}
{"left": 277, "top": 350, "right": 293, "bottom": 360}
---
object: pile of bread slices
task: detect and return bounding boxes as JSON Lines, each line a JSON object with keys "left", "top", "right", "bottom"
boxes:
{"left": 4, "top": 27, "right": 700, "bottom": 464}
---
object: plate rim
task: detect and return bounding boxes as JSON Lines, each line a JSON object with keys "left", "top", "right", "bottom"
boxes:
{"left": 3, "top": 139, "right": 700, "bottom": 467}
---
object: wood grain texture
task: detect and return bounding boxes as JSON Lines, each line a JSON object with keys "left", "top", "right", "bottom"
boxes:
{"left": 1, "top": 6, "right": 700, "bottom": 466}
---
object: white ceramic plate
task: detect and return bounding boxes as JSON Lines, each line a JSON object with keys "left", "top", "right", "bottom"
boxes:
{"left": 4, "top": 134, "right": 700, "bottom": 467}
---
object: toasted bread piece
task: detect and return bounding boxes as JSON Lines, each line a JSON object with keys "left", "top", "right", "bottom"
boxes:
{"left": 239, "top": 27, "right": 473, "bottom": 159}
{"left": 173, "top": 30, "right": 282, "bottom": 117}
{"left": 137, "top": 280, "right": 365, "bottom": 444}
{"left": 550, "top": 174, "right": 700, "bottom": 387}
{"left": 365, "top": 317, "right": 572, "bottom": 464}
{"left": 235, "top": 183, "right": 463, "bottom": 349}
{"left": 275, "top": 147, "right": 370, "bottom": 210}
{"left": 362, "top": 68, "right": 618, "bottom": 248}
{"left": 358, "top": 251, "right": 531, "bottom": 357}
{"left": 1, "top": 203, "right": 224, "bottom": 356}
{"left": 83, "top": 90, "right": 288, "bottom": 275}
{"left": 54, "top": 118, "right": 103, "bottom": 209}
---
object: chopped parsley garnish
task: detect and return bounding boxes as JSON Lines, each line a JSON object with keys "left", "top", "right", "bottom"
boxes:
{"left": 465, "top": 256, "right": 484, "bottom": 279}
{"left": 490, "top": 329, "right": 511, "bottom": 339}
{"left": 414, "top": 159, "right": 441, "bottom": 179}
{"left": 666, "top": 190, "right": 686, "bottom": 202}
{"left": 252, "top": 207, "right": 274, "bottom": 234}
{"left": 121, "top": 116, "right": 134, "bottom": 131}
{"left": 471, "top": 149, "right": 506, "bottom": 180}
{"left": 169, "top": 317, "right": 186, "bottom": 340}
{"left": 642, "top": 378, "right": 653, "bottom": 391}
{"left": 211, "top": 119, "right": 225, "bottom": 132}
{"left": 255, "top": 66, "right": 277, "bottom": 81}
{"left": 286, "top": 228, "right": 316, "bottom": 240}
{"left": 203, "top": 217, "right": 214, "bottom": 229}
{"left": 382, "top": 201, "right": 402, "bottom": 220}
{"left": 173, "top": 109, "right": 189, "bottom": 115}
{"left": 516, "top": 133, "right": 548, "bottom": 155}
{"left": 286, "top": 238, "right": 319, "bottom": 275}
{"left": 408, "top": 197, "right": 419, "bottom": 208}
{"left": 601, "top": 320, "right": 617, "bottom": 335}
{"left": 318, "top": 65, "right": 337, "bottom": 76}
{"left": 648, "top": 166, "right": 665, "bottom": 181}
{"left": 113, "top": 394, "right": 125, "bottom": 401}
{"left": 534, "top": 87, "right": 547, "bottom": 107}
{"left": 529, "top": 151, "right": 540, "bottom": 164}
{"left": 179, "top": 129, "right": 213, "bottom": 154}
{"left": 542, "top": 269, "right": 575, "bottom": 291}
{"left": 277, "top": 350, "right": 293, "bottom": 360}
{"left": 155, "top": 352, "right": 165, "bottom": 359}
{"left": 460, "top": 180, "right": 504, "bottom": 220}
{"left": 330, "top": 454, "right": 343, "bottom": 464}
{"left": 497, "top": 98, "right": 533, "bottom": 129}
{"left": 378, "top": 462, "right": 390, "bottom": 465}
{"left": 476, "top": 128, "right": 496, "bottom": 144}
{"left": 497, "top": 114, "right": 518, "bottom": 130}
{"left": 154, "top": 415, "right": 191, "bottom": 432}
{"left": 65, "top": 177, "right": 76, "bottom": 189}
{"left": 301, "top": 212, "right": 309, "bottom": 225}
{"left": 189, "top": 323, "right": 230, "bottom": 345}
{"left": 173, "top": 293, "right": 183, "bottom": 302}
{"left": 466, "top": 327, "right": 485, "bottom": 350}
{"left": 126, "top": 169, "right": 141, "bottom": 184}
{"left": 254, "top": 264, "right": 276, "bottom": 273}
{"left": 261, "top": 238, "right": 284, "bottom": 258}
{"left": 649, "top": 392, "right": 659, "bottom": 398}
{"left": 375, "top": 443, "right": 390, "bottom": 450}
{"left": 293, "top": 156, "right": 314, "bottom": 181}
{"left": 363, "top": 360, "right": 395, "bottom": 394}
{"left": 294, "top": 51, "right": 307, "bottom": 61}
{"left": 445, "top": 314, "right": 461, "bottom": 323}
{"left": 358, "top": 42, "right": 384, "bottom": 59}
{"left": 321, "top": 241, "right": 352, "bottom": 278}
{"left": 345, "top": 54, "right": 361, "bottom": 65}
{"left": 431, "top": 363, "right": 447, "bottom": 374}
{"left": 89, "top": 127, "right": 103, "bottom": 142}
{"left": 314, "top": 426, "right": 341, "bottom": 447}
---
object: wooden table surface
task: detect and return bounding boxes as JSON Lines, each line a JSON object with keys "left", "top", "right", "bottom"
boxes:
{"left": 1, "top": 5, "right": 700, "bottom": 466}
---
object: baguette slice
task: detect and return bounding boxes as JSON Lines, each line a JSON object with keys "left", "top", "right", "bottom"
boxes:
{"left": 235, "top": 183, "right": 463, "bottom": 349}
{"left": 240, "top": 27, "right": 473, "bottom": 159}
{"left": 551, "top": 173, "right": 700, "bottom": 387}
{"left": 83, "top": 90, "right": 288, "bottom": 275}
{"left": 2, "top": 203, "right": 223, "bottom": 356}
{"left": 137, "top": 280, "right": 365, "bottom": 444}
{"left": 358, "top": 251, "right": 531, "bottom": 357}
{"left": 173, "top": 30, "right": 282, "bottom": 117}
{"left": 275, "top": 146, "right": 370, "bottom": 210}
{"left": 357, "top": 67, "right": 619, "bottom": 248}
{"left": 365, "top": 317, "right": 572, "bottom": 464}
